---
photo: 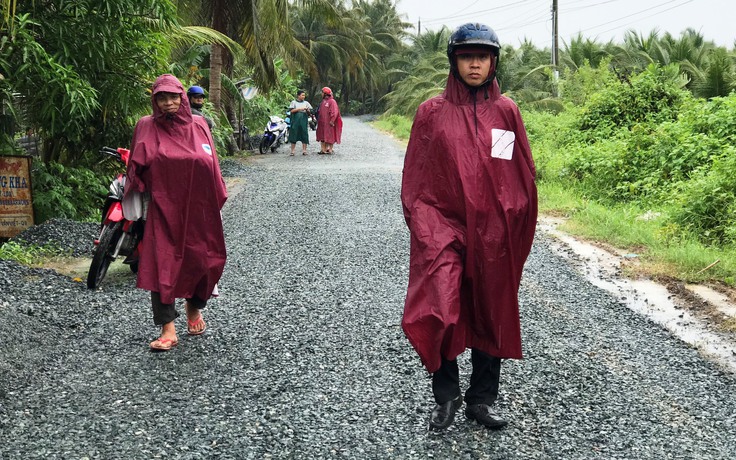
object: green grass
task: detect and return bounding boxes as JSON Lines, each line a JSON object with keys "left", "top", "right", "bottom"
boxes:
{"left": 542, "top": 182, "right": 736, "bottom": 286}
{"left": 538, "top": 181, "right": 587, "bottom": 217}
{"left": 371, "top": 114, "right": 412, "bottom": 141}
{"left": 0, "top": 240, "right": 70, "bottom": 265}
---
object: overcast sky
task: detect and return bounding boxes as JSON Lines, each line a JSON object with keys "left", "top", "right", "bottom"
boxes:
{"left": 395, "top": 0, "right": 735, "bottom": 49}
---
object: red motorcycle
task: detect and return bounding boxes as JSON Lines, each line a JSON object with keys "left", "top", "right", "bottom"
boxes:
{"left": 87, "top": 147, "right": 145, "bottom": 289}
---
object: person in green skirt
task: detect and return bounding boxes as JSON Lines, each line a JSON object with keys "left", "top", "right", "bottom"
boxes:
{"left": 288, "top": 90, "right": 314, "bottom": 156}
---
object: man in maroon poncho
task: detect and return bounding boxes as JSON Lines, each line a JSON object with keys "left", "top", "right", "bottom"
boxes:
{"left": 316, "top": 86, "right": 343, "bottom": 154}
{"left": 401, "top": 23, "right": 538, "bottom": 430}
{"left": 125, "top": 74, "right": 227, "bottom": 351}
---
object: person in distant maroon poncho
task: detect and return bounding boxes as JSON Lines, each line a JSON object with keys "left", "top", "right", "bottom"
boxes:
{"left": 125, "top": 74, "right": 227, "bottom": 352}
{"left": 401, "top": 23, "right": 538, "bottom": 431}
{"left": 315, "top": 86, "right": 342, "bottom": 154}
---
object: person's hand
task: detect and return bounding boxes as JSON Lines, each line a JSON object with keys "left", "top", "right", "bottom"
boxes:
{"left": 330, "top": 122, "right": 335, "bottom": 126}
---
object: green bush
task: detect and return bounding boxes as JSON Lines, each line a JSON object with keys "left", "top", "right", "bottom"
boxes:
{"left": 31, "top": 162, "right": 106, "bottom": 224}
{"left": 521, "top": 108, "right": 577, "bottom": 183}
{"left": 528, "top": 66, "right": 736, "bottom": 247}
{"left": 241, "top": 96, "right": 282, "bottom": 135}
{"left": 575, "top": 64, "right": 689, "bottom": 142}
{"left": 596, "top": 92, "right": 736, "bottom": 204}
{"left": 669, "top": 147, "right": 736, "bottom": 246}
{"left": 198, "top": 102, "right": 233, "bottom": 156}
{"left": 559, "top": 59, "right": 617, "bottom": 107}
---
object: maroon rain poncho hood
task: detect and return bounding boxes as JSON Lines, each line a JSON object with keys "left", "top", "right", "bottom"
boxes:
{"left": 401, "top": 70, "right": 537, "bottom": 373}
{"left": 126, "top": 74, "right": 227, "bottom": 304}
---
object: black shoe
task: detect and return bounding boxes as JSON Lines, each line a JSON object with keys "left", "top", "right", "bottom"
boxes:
{"left": 465, "top": 403, "right": 508, "bottom": 429}
{"left": 429, "top": 396, "right": 462, "bottom": 431}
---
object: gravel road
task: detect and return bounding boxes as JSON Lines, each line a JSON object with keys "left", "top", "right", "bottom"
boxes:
{"left": 1, "top": 117, "right": 735, "bottom": 459}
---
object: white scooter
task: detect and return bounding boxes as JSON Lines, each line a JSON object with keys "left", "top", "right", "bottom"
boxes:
{"left": 258, "top": 111, "right": 290, "bottom": 154}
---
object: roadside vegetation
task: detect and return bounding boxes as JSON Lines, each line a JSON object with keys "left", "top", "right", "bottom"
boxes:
{"left": 0, "top": 240, "right": 68, "bottom": 265}
{"left": 1, "top": 1, "right": 735, "bottom": 288}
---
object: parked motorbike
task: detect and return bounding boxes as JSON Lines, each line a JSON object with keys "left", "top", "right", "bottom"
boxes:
{"left": 258, "top": 111, "right": 290, "bottom": 154}
{"left": 309, "top": 106, "right": 318, "bottom": 131}
{"left": 87, "top": 146, "right": 145, "bottom": 289}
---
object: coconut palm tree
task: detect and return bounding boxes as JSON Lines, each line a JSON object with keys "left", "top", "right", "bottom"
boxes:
{"left": 382, "top": 52, "right": 447, "bottom": 117}
{"left": 560, "top": 33, "right": 611, "bottom": 71}
{"left": 177, "top": 0, "right": 337, "bottom": 110}
{"left": 610, "top": 29, "right": 664, "bottom": 76}
{"left": 688, "top": 47, "right": 736, "bottom": 98}
{"left": 344, "top": 0, "right": 410, "bottom": 112}
{"left": 498, "top": 39, "right": 561, "bottom": 110}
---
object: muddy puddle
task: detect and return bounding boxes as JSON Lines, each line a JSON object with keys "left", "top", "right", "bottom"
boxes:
{"left": 539, "top": 218, "right": 736, "bottom": 374}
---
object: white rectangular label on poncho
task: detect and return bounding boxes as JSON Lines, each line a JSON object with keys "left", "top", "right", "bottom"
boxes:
{"left": 491, "top": 129, "right": 515, "bottom": 160}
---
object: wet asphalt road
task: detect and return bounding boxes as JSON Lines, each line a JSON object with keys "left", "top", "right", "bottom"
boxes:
{"left": 1, "top": 116, "right": 735, "bottom": 459}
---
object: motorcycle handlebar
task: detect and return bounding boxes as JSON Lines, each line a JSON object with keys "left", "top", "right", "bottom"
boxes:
{"left": 99, "top": 146, "right": 131, "bottom": 166}
{"left": 100, "top": 146, "right": 119, "bottom": 157}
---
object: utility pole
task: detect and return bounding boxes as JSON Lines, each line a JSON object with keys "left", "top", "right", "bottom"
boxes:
{"left": 418, "top": 17, "right": 421, "bottom": 36}
{"left": 552, "top": 0, "right": 559, "bottom": 94}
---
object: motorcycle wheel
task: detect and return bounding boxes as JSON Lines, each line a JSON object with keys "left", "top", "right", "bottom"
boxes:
{"left": 259, "top": 136, "right": 270, "bottom": 154}
{"left": 271, "top": 135, "right": 283, "bottom": 152}
{"left": 87, "top": 221, "right": 122, "bottom": 289}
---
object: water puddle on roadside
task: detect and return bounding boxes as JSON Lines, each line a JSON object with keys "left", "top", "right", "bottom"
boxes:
{"left": 539, "top": 220, "right": 736, "bottom": 374}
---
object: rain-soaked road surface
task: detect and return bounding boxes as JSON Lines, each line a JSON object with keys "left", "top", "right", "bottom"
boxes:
{"left": 1, "top": 117, "right": 735, "bottom": 459}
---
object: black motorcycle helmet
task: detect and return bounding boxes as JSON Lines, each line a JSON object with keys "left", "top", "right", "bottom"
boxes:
{"left": 447, "top": 23, "right": 501, "bottom": 87}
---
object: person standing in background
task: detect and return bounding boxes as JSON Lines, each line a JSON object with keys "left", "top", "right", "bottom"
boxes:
{"left": 316, "top": 87, "right": 342, "bottom": 154}
{"left": 288, "top": 90, "right": 313, "bottom": 156}
{"left": 187, "top": 85, "right": 215, "bottom": 132}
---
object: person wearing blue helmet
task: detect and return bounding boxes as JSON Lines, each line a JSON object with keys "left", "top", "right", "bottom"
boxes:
{"left": 401, "top": 23, "right": 538, "bottom": 431}
{"left": 187, "top": 85, "right": 215, "bottom": 131}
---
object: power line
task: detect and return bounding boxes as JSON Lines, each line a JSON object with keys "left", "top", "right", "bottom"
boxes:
{"left": 420, "top": 0, "right": 538, "bottom": 25}
{"left": 453, "top": 0, "right": 483, "bottom": 17}
{"left": 501, "top": 9, "right": 549, "bottom": 32}
{"left": 577, "top": 0, "right": 695, "bottom": 37}
{"left": 565, "top": 0, "right": 620, "bottom": 12}
{"left": 417, "top": 0, "right": 485, "bottom": 23}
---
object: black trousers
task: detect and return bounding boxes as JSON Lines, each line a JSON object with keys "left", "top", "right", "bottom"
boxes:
{"left": 151, "top": 292, "right": 207, "bottom": 326}
{"left": 432, "top": 348, "right": 502, "bottom": 406}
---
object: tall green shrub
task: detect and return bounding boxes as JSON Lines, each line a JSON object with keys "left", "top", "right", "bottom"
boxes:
{"left": 563, "top": 64, "right": 693, "bottom": 202}
{"left": 31, "top": 162, "right": 106, "bottom": 223}
{"left": 575, "top": 63, "right": 689, "bottom": 141}
{"left": 669, "top": 147, "right": 736, "bottom": 246}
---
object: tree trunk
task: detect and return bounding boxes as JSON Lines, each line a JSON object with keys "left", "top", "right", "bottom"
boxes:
{"left": 341, "top": 84, "right": 350, "bottom": 114}
{"left": 209, "top": 43, "right": 224, "bottom": 112}
{"left": 209, "top": 0, "right": 228, "bottom": 112}
{"left": 225, "top": 103, "right": 239, "bottom": 154}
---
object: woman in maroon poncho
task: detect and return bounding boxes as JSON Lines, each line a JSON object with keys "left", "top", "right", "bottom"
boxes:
{"left": 315, "top": 86, "right": 343, "bottom": 154}
{"left": 401, "top": 24, "right": 537, "bottom": 430}
{"left": 125, "top": 74, "right": 227, "bottom": 351}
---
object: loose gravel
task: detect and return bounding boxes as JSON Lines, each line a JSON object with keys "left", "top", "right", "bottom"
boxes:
{"left": 10, "top": 218, "right": 98, "bottom": 257}
{"left": 1, "top": 117, "right": 735, "bottom": 459}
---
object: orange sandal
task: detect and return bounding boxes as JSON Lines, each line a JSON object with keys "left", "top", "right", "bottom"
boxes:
{"left": 150, "top": 337, "right": 178, "bottom": 351}
{"left": 187, "top": 317, "right": 207, "bottom": 336}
